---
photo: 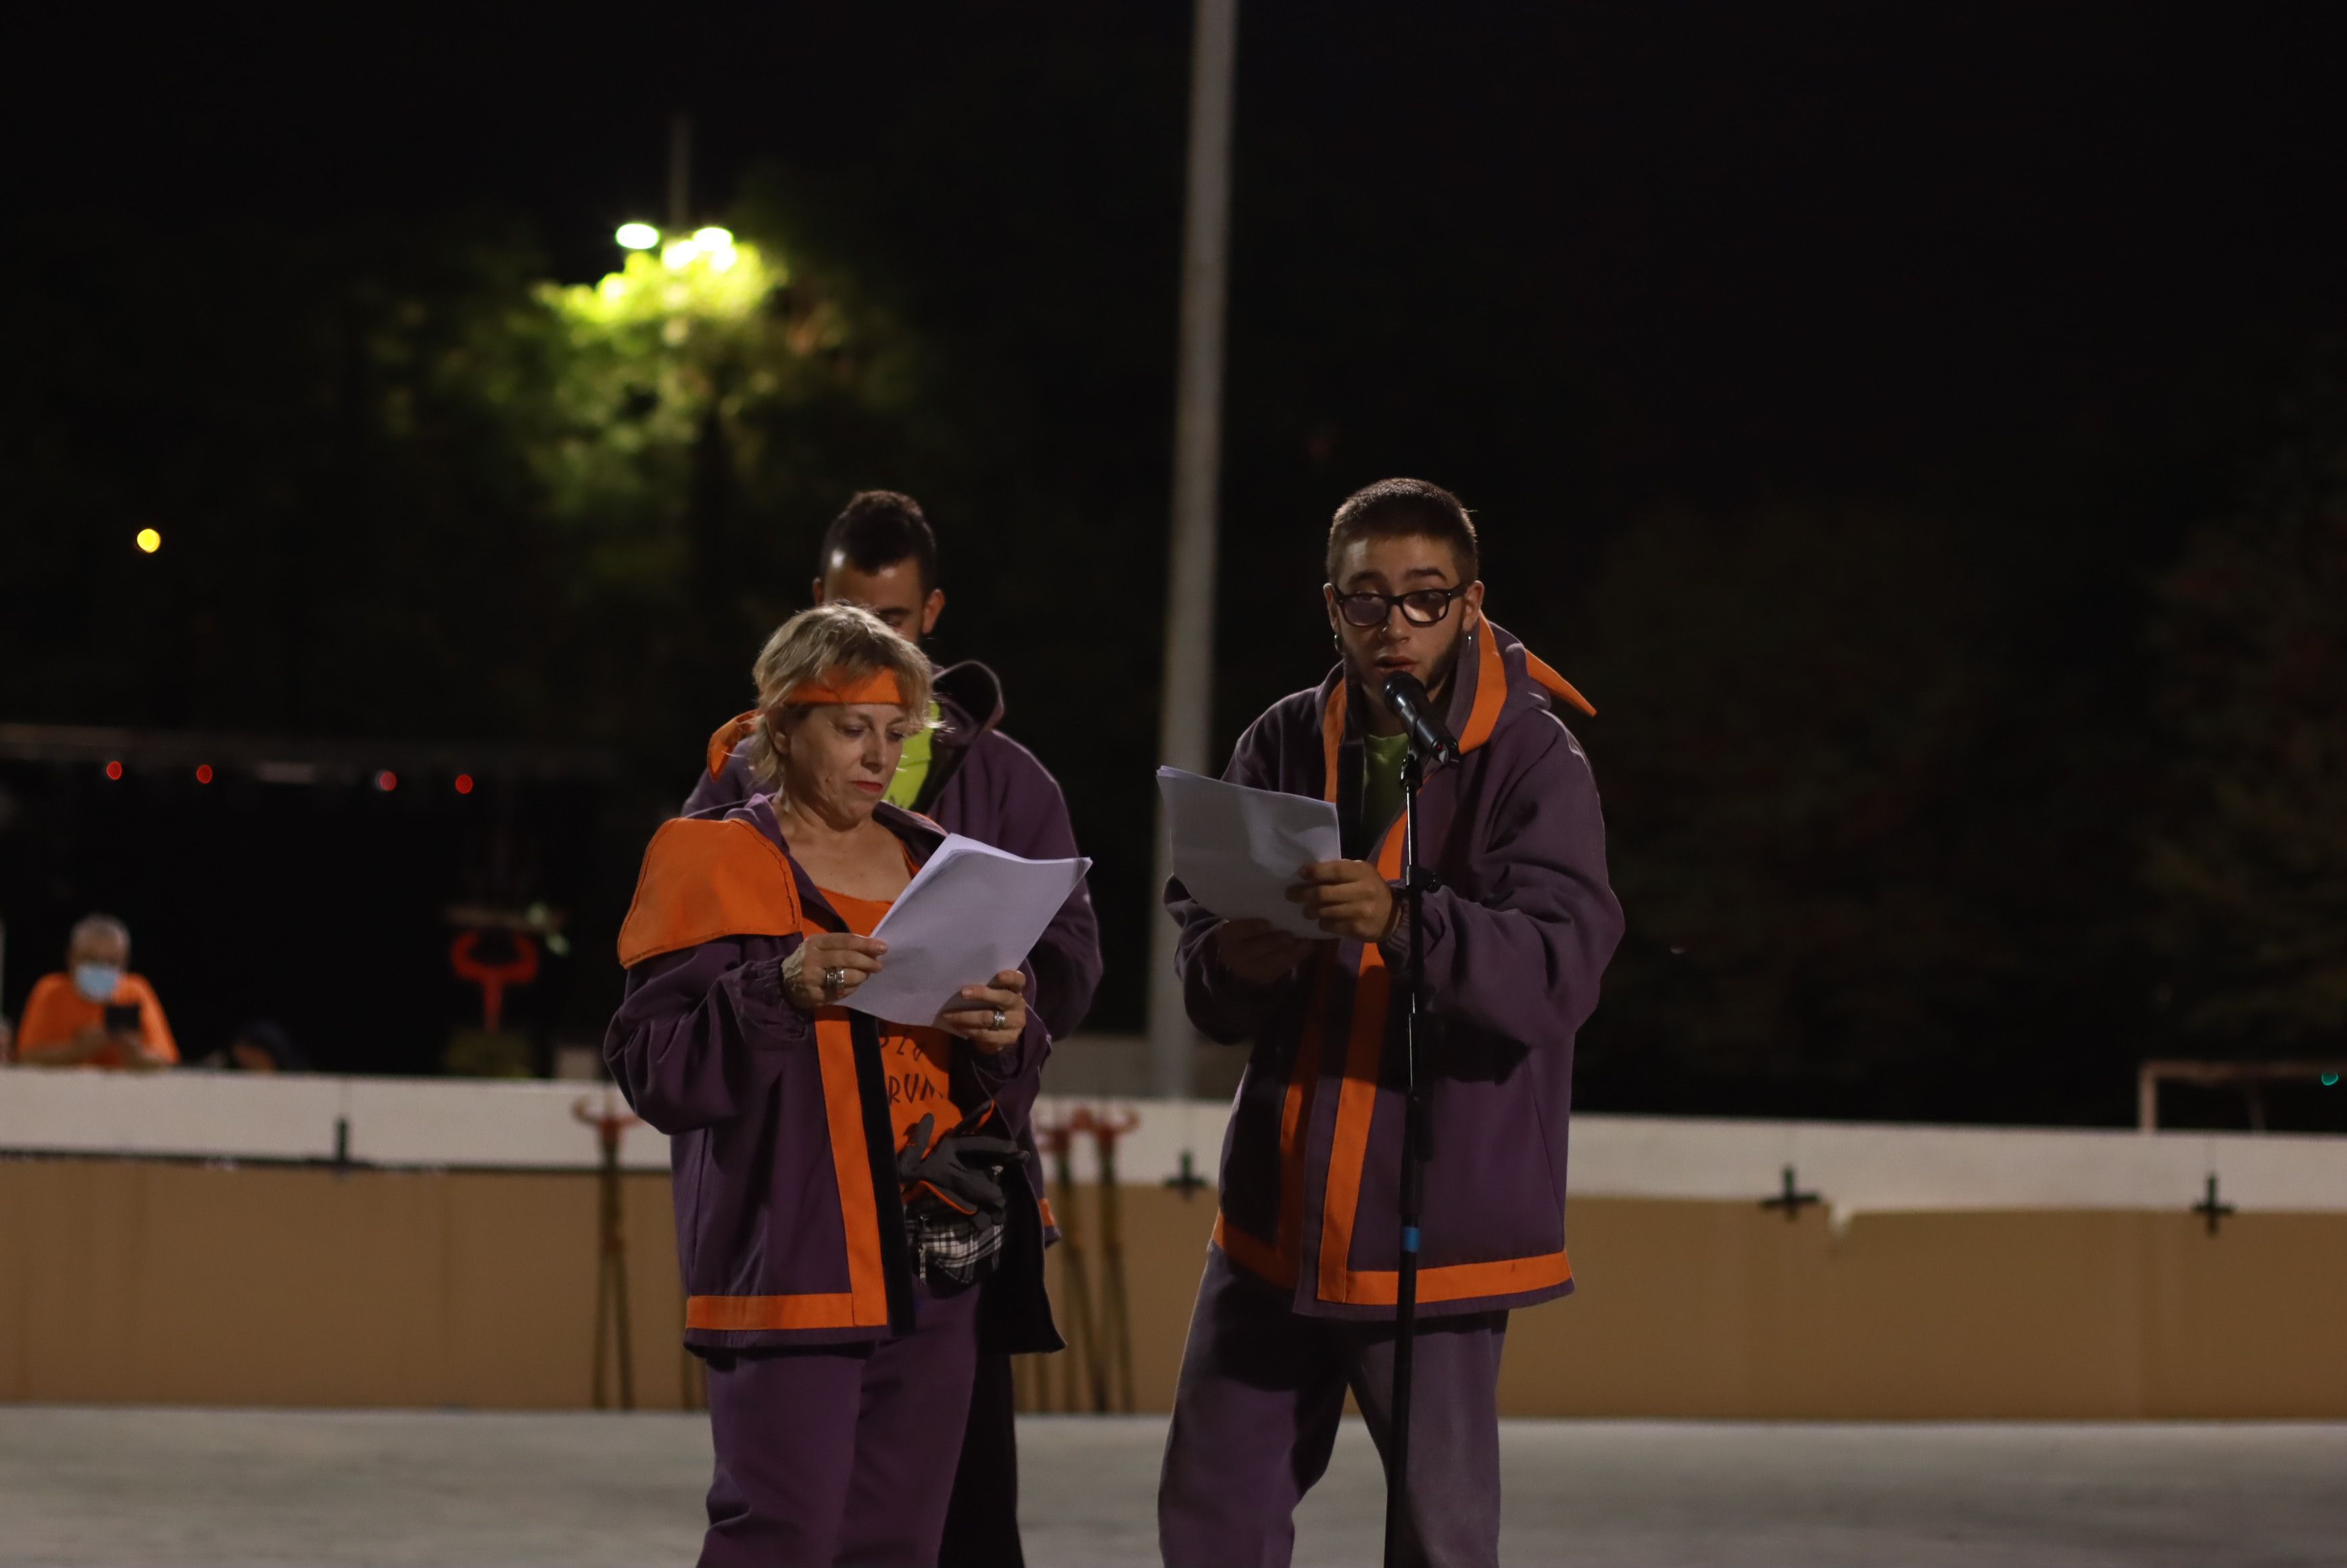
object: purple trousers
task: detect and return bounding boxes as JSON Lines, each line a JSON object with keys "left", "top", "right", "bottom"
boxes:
{"left": 939, "top": 1353, "right": 1023, "bottom": 1567}
{"left": 700, "top": 1282, "right": 982, "bottom": 1567}
{"left": 1158, "top": 1248, "right": 1509, "bottom": 1568}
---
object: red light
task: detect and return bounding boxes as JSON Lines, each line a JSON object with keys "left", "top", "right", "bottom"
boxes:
{"left": 454, "top": 773, "right": 475, "bottom": 795}
{"left": 104, "top": 760, "right": 123, "bottom": 781}
{"left": 194, "top": 764, "right": 214, "bottom": 784}
{"left": 375, "top": 770, "right": 397, "bottom": 792}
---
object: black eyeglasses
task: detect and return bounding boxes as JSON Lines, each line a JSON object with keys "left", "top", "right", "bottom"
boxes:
{"left": 1330, "top": 583, "right": 1467, "bottom": 629}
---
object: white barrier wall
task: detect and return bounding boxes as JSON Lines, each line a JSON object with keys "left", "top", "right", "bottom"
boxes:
{"left": 0, "top": 1068, "right": 673, "bottom": 1171}
{"left": 5, "top": 1063, "right": 2342, "bottom": 1219}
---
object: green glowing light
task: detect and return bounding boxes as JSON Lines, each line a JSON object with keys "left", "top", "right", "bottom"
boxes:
{"left": 2323, "top": 1073, "right": 2340, "bottom": 1087}
{"left": 614, "top": 222, "right": 659, "bottom": 251}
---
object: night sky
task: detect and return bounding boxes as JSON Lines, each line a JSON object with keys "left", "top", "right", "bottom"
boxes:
{"left": 30, "top": 5, "right": 2344, "bottom": 498}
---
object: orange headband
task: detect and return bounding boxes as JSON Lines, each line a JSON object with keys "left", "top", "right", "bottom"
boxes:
{"left": 782, "top": 667, "right": 909, "bottom": 707}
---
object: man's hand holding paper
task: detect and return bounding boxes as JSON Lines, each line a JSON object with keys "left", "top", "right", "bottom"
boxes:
{"left": 1157, "top": 767, "right": 1354, "bottom": 959}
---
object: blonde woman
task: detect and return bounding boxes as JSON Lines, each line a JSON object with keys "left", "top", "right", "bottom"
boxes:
{"left": 608, "top": 603, "right": 1058, "bottom": 1566}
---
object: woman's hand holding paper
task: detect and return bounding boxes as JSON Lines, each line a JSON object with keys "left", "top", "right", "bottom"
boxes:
{"left": 781, "top": 932, "right": 889, "bottom": 1011}
{"left": 934, "top": 968, "right": 1027, "bottom": 1054}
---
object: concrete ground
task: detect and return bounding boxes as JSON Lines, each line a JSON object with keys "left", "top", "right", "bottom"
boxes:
{"left": 1, "top": 1408, "right": 2342, "bottom": 1567}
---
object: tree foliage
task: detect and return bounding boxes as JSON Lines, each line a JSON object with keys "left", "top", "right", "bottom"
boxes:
{"left": 0, "top": 218, "right": 917, "bottom": 781}
{"left": 2146, "top": 361, "right": 2347, "bottom": 1049}
{"left": 1571, "top": 505, "right": 2008, "bottom": 1102}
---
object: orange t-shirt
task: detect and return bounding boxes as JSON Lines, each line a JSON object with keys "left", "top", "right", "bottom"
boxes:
{"left": 14, "top": 971, "right": 179, "bottom": 1067}
{"left": 820, "top": 889, "right": 962, "bottom": 1154}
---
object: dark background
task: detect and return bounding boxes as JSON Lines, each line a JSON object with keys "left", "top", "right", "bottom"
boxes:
{"left": 3, "top": 4, "right": 2342, "bottom": 1125}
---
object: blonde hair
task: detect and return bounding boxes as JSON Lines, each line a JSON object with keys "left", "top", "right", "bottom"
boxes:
{"left": 746, "top": 603, "right": 934, "bottom": 790}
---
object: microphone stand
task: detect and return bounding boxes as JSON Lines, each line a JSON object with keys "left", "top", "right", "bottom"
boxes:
{"left": 1384, "top": 742, "right": 1437, "bottom": 1568}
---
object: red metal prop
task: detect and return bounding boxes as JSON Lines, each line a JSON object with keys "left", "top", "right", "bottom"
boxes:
{"left": 449, "top": 931, "right": 539, "bottom": 1031}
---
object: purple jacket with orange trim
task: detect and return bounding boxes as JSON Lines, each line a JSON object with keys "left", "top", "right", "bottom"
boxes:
{"left": 604, "top": 796, "right": 1060, "bottom": 1354}
{"left": 1167, "top": 616, "right": 1623, "bottom": 1321}
{"left": 682, "top": 660, "right": 1103, "bottom": 1043}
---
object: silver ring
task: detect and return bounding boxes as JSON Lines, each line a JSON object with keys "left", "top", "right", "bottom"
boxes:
{"left": 822, "top": 966, "right": 846, "bottom": 996}
{"left": 990, "top": 1008, "right": 1008, "bottom": 1033}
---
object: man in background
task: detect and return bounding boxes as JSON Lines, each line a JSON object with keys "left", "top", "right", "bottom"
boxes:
{"left": 685, "top": 489, "right": 1100, "bottom": 1568}
{"left": 14, "top": 913, "right": 178, "bottom": 1069}
{"left": 687, "top": 490, "right": 1100, "bottom": 1042}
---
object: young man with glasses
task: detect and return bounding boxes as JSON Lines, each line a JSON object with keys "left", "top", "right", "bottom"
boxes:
{"left": 684, "top": 490, "right": 1099, "bottom": 1568}
{"left": 1157, "top": 478, "right": 1622, "bottom": 1568}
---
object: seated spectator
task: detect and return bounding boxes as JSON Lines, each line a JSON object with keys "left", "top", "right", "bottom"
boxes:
{"left": 14, "top": 914, "right": 177, "bottom": 1069}
{"left": 190, "top": 1019, "right": 308, "bottom": 1074}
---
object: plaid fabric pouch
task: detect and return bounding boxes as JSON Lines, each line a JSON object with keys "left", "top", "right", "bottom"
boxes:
{"left": 904, "top": 1202, "right": 1006, "bottom": 1285}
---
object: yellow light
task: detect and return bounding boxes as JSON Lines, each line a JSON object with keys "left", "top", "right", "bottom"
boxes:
{"left": 135, "top": 528, "right": 162, "bottom": 554}
{"left": 661, "top": 238, "right": 702, "bottom": 269}
{"left": 615, "top": 222, "right": 659, "bottom": 251}
{"left": 692, "top": 226, "right": 733, "bottom": 249}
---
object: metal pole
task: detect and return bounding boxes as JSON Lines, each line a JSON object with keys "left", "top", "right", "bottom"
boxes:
{"left": 1147, "top": 0, "right": 1240, "bottom": 1102}
{"left": 1091, "top": 1110, "right": 1141, "bottom": 1412}
{"left": 1386, "top": 751, "right": 1428, "bottom": 1566}
{"left": 1042, "top": 1123, "right": 1100, "bottom": 1413}
{"left": 668, "top": 112, "right": 692, "bottom": 232}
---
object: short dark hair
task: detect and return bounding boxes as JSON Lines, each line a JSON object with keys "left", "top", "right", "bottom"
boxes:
{"left": 819, "top": 491, "right": 939, "bottom": 591}
{"left": 1326, "top": 477, "right": 1480, "bottom": 584}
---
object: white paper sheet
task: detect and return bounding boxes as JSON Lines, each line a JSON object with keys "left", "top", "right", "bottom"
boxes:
{"left": 845, "top": 835, "right": 1092, "bottom": 1029}
{"left": 1157, "top": 766, "right": 1343, "bottom": 939}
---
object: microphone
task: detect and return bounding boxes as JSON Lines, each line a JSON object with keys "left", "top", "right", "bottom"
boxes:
{"left": 1380, "top": 672, "right": 1460, "bottom": 767}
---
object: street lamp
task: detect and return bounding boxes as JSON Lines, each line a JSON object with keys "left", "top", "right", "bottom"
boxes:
{"left": 692, "top": 226, "right": 738, "bottom": 272}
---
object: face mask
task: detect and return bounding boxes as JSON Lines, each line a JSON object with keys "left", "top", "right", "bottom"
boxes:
{"left": 73, "top": 963, "right": 123, "bottom": 1003}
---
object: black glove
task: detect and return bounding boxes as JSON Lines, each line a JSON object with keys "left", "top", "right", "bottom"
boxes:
{"left": 896, "top": 1113, "right": 1026, "bottom": 1217}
